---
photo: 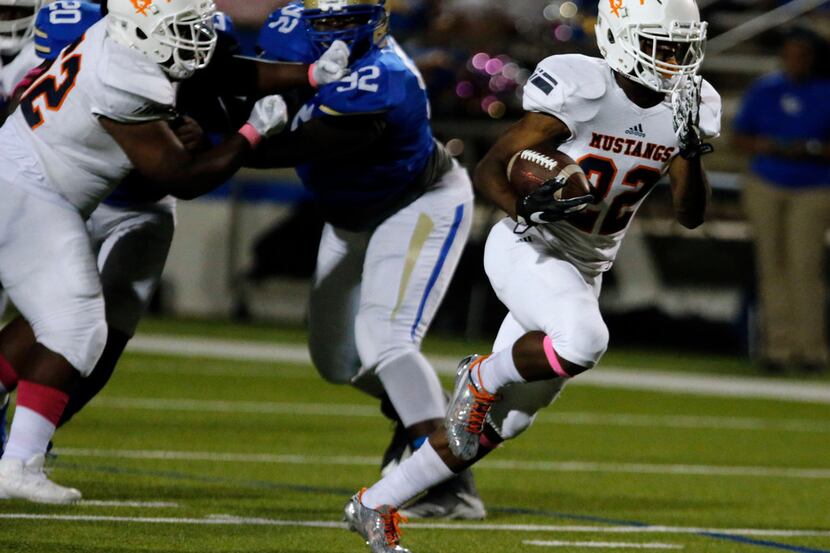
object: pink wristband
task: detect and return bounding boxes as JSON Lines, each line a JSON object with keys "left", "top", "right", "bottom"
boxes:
{"left": 308, "top": 63, "right": 318, "bottom": 88}
{"left": 238, "top": 123, "right": 262, "bottom": 148}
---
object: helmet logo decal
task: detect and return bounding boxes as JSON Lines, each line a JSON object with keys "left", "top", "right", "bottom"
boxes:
{"left": 129, "top": 0, "right": 171, "bottom": 16}
{"left": 609, "top": 0, "right": 624, "bottom": 17}
{"left": 130, "top": 0, "right": 153, "bottom": 16}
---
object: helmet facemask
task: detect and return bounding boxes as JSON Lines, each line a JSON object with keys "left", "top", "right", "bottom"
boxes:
{"left": 153, "top": 7, "right": 217, "bottom": 80}
{"left": 302, "top": 0, "right": 387, "bottom": 59}
{"left": 0, "top": 0, "right": 42, "bottom": 55}
{"left": 614, "top": 19, "right": 706, "bottom": 93}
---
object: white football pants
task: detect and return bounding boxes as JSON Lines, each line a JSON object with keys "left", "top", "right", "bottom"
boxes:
{"left": 308, "top": 163, "right": 473, "bottom": 426}
{"left": 0, "top": 176, "right": 106, "bottom": 376}
{"left": 484, "top": 218, "right": 610, "bottom": 440}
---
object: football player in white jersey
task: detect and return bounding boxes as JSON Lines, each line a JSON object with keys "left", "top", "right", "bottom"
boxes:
{"left": 0, "top": 0, "right": 349, "bottom": 504}
{"left": 0, "top": 0, "right": 46, "bottom": 459}
{"left": 342, "top": 1, "right": 722, "bottom": 550}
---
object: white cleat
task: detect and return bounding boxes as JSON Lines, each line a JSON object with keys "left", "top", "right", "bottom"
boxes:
{"left": 0, "top": 454, "right": 81, "bottom": 504}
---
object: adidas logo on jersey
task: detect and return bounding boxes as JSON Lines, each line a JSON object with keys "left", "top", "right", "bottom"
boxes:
{"left": 625, "top": 124, "right": 646, "bottom": 138}
{"left": 517, "top": 236, "right": 534, "bottom": 244}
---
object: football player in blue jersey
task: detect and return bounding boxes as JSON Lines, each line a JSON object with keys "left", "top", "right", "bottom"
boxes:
{"left": 253, "top": 0, "right": 485, "bottom": 520}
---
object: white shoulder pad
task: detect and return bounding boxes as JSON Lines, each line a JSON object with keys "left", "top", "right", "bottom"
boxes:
{"left": 698, "top": 78, "right": 722, "bottom": 140}
{"left": 523, "top": 54, "right": 607, "bottom": 135}
{"left": 98, "top": 36, "right": 175, "bottom": 109}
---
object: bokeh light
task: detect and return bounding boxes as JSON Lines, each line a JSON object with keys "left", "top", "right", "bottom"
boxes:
{"left": 445, "top": 138, "right": 465, "bottom": 157}
{"left": 484, "top": 58, "right": 505, "bottom": 75}
{"left": 560, "top": 1, "right": 578, "bottom": 19}
{"left": 555, "top": 24, "right": 574, "bottom": 42}
{"left": 455, "top": 81, "right": 475, "bottom": 98}
{"left": 471, "top": 53, "right": 490, "bottom": 71}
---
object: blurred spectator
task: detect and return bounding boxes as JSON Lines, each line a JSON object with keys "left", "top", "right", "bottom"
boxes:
{"left": 733, "top": 27, "right": 830, "bottom": 374}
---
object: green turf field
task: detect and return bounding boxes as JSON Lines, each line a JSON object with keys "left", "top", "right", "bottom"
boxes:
{"left": 1, "top": 318, "right": 828, "bottom": 553}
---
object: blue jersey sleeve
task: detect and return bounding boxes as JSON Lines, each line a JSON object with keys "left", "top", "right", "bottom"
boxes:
{"left": 33, "top": 1, "right": 102, "bottom": 61}
{"left": 257, "top": 2, "right": 315, "bottom": 63}
{"left": 316, "top": 62, "right": 408, "bottom": 116}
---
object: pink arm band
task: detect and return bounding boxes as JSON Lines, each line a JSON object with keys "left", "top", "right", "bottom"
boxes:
{"left": 238, "top": 123, "right": 262, "bottom": 148}
{"left": 308, "top": 64, "right": 318, "bottom": 88}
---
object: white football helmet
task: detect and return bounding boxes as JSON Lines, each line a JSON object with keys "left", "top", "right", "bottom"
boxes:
{"left": 596, "top": 0, "right": 706, "bottom": 93}
{"left": 107, "top": 0, "right": 217, "bottom": 80}
{"left": 0, "top": 0, "right": 44, "bottom": 55}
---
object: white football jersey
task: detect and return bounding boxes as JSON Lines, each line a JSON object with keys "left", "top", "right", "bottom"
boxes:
{"left": 0, "top": 43, "right": 41, "bottom": 102}
{"left": 0, "top": 19, "right": 175, "bottom": 217}
{"left": 522, "top": 54, "right": 721, "bottom": 276}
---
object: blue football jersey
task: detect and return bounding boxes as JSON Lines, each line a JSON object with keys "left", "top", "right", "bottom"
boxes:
{"left": 257, "top": 2, "right": 315, "bottom": 63}
{"left": 293, "top": 39, "right": 435, "bottom": 204}
{"left": 34, "top": 1, "right": 103, "bottom": 61}
{"left": 258, "top": 12, "right": 437, "bottom": 221}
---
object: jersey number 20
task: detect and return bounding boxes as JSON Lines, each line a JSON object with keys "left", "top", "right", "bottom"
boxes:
{"left": 20, "top": 35, "right": 83, "bottom": 130}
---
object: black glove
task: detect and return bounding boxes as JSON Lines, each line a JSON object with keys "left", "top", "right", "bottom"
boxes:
{"left": 515, "top": 177, "right": 594, "bottom": 232}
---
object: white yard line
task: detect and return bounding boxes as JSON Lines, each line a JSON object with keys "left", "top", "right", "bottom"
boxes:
{"left": 127, "top": 334, "right": 830, "bottom": 404}
{"left": 77, "top": 500, "right": 179, "bottom": 508}
{"left": 89, "top": 396, "right": 830, "bottom": 434}
{"left": 524, "top": 540, "right": 683, "bottom": 549}
{"left": 0, "top": 513, "right": 828, "bottom": 538}
{"left": 54, "top": 447, "right": 830, "bottom": 480}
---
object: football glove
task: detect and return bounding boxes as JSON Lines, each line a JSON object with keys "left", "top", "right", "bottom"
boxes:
{"left": 515, "top": 177, "right": 594, "bottom": 230}
{"left": 672, "top": 76, "right": 714, "bottom": 160}
{"left": 309, "top": 40, "right": 350, "bottom": 87}
{"left": 239, "top": 95, "right": 288, "bottom": 147}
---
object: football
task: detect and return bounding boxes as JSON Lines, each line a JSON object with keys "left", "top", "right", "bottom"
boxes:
{"left": 506, "top": 144, "right": 593, "bottom": 206}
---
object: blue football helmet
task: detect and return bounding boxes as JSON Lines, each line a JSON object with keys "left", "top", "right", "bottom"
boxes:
{"left": 302, "top": 0, "right": 389, "bottom": 57}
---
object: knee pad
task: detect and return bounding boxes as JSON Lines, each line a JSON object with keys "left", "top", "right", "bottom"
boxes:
{"left": 487, "top": 379, "right": 566, "bottom": 440}
{"left": 308, "top": 335, "right": 360, "bottom": 385}
{"left": 548, "top": 310, "right": 609, "bottom": 370}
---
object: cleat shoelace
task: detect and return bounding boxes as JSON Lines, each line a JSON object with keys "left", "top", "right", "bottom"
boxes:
{"left": 381, "top": 508, "right": 408, "bottom": 546}
{"left": 464, "top": 383, "right": 499, "bottom": 434}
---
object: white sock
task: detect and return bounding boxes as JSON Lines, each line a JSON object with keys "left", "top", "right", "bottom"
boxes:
{"left": 2, "top": 406, "right": 56, "bottom": 461}
{"left": 473, "top": 346, "right": 524, "bottom": 393}
{"left": 361, "top": 441, "right": 454, "bottom": 509}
